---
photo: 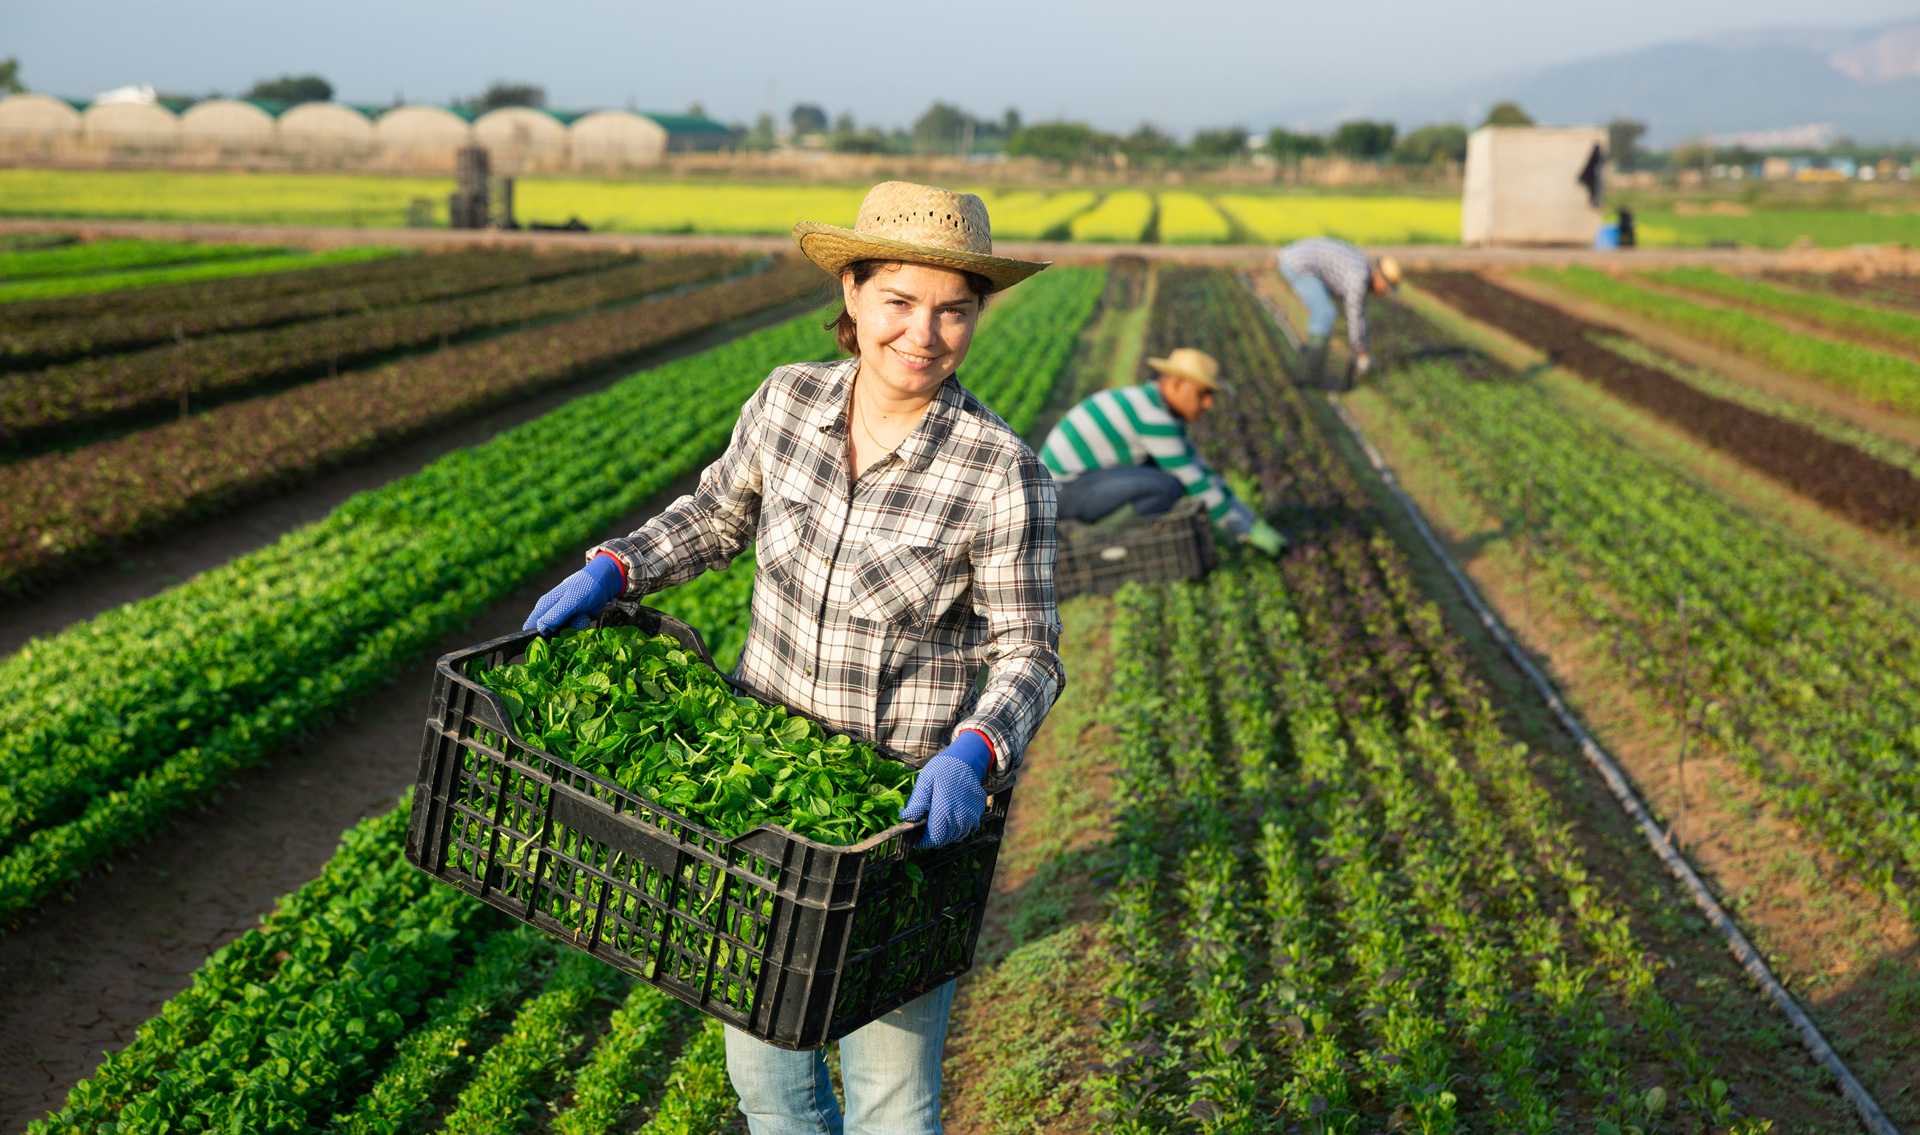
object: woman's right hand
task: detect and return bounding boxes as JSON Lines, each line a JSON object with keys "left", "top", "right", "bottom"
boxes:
{"left": 523, "top": 553, "right": 626, "bottom": 634}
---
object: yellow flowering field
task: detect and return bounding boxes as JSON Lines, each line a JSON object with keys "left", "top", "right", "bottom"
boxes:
{"left": 978, "top": 189, "right": 1096, "bottom": 240}
{"left": 1069, "top": 191, "right": 1154, "bottom": 242}
{"left": 1156, "top": 192, "right": 1233, "bottom": 243}
{"left": 0, "top": 168, "right": 454, "bottom": 227}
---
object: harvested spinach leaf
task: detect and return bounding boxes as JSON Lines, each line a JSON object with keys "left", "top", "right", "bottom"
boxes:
{"left": 474, "top": 627, "right": 914, "bottom": 845}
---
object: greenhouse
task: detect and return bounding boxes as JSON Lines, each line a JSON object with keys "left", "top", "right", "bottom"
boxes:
{"left": 179, "top": 99, "right": 276, "bottom": 153}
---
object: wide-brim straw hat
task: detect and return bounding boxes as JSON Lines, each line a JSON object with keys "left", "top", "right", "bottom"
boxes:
{"left": 1378, "top": 256, "right": 1403, "bottom": 286}
{"left": 793, "top": 181, "right": 1049, "bottom": 293}
{"left": 1147, "top": 347, "right": 1232, "bottom": 393}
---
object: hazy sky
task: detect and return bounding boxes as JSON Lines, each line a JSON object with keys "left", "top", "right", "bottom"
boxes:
{"left": 8, "top": 0, "right": 1919, "bottom": 133}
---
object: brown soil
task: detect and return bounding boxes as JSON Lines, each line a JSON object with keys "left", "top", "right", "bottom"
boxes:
{"left": 1334, "top": 381, "right": 1919, "bottom": 1130}
{"left": 1496, "top": 270, "right": 1920, "bottom": 454}
{"left": 0, "top": 299, "right": 815, "bottom": 1130}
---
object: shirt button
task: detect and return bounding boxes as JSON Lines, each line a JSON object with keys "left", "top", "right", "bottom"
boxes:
{"left": 820, "top": 554, "right": 831, "bottom": 566}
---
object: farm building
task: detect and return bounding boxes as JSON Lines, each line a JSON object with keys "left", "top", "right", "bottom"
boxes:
{"left": 179, "top": 99, "right": 277, "bottom": 153}
{"left": 648, "top": 113, "right": 737, "bottom": 153}
{"left": 568, "top": 109, "right": 668, "bottom": 170}
{"left": 0, "top": 94, "right": 84, "bottom": 155}
{"left": 1461, "top": 125, "right": 1608, "bottom": 246}
{"left": 374, "top": 104, "right": 474, "bottom": 169}
{"left": 278, "top": 101, "right": 376, "bottom": 158}
{"left": 472, "top": 106, "right": 570, "bottom": 171}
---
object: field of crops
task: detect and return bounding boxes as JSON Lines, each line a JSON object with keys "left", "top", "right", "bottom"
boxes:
{"left": 10, "top": 223, "right": 1920, "bottom": 1133}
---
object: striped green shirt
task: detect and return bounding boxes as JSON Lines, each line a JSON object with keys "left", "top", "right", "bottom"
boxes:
{"left": 1039, "top": 383, "right": 1252, "bottom": 531}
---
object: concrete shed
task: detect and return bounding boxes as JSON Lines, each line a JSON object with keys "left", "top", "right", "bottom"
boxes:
{"left": 568, "top": 109, "right": 667, "bottom": 170}
{"left": 180, "top": 98, "right": 276, "bottom": 151}
{"left": 279, "top": 101, "right": 376, "bottom": 157}
{"left": 82, "top": 100, "right": 181, "bottom": 150}
{"left": 473, "top": 106, "right": 568, "bottom": 171}
{"left": 0, "top": 94, "right": 84, "bottom": 153}
{"left": 375, "top": 104, "right": 473, "bottom": 167}
{"left": 1461, "top": 126, "right": 1607, "bottom": 246}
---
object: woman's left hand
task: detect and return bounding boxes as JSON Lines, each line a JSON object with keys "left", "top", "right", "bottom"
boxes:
{"left": 901, "top": 731, "right": 992, "bottom": 848}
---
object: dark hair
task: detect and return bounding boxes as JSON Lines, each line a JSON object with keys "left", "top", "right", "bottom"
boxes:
{"left": 829, "top": 259, "right": 994, "bottom": 355}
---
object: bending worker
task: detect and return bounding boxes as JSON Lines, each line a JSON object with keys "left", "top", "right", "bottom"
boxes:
{"left": 521, "top": 181, "right": 1062, "bottom": 1135}
{"left": 1039, "top": 347, "right": 1286, "bottom": 555}
{"left": 1276, "top": 236, "right": 1400, "bottom": 389}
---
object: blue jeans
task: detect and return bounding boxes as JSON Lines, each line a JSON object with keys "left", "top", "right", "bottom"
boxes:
{"left": 1056, "top": 465, "right": 1184, "bottom": 524}
{"left": 1280, "top": 262, "right": 1338, "bottom": 341}
{"left": 727, "top": 980, "right": 957, "bottom": 1135}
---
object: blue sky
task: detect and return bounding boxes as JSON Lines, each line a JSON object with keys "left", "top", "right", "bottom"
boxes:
{"left": 7, "top": 0, "right": 1919, "bottom": 133}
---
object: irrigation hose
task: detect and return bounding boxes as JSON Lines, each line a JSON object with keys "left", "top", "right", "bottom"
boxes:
{"left": 1324, "top": 390, "right": 1900, "bottom": 1135}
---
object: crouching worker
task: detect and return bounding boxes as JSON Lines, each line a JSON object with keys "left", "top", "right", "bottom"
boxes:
{"left": 1276, "top": 236, "right": 1399, "bottom": 390}
{"left": 1039, "top": 347, "right": 1286, "bottom": 556}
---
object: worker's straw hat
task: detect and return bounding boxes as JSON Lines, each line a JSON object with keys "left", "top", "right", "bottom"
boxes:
{"left": 1147, "top": 347, "right": 1231, "bottom": 393}
{"left": 793, "top": 181, "right": 1049, "bottom": 293}
{"left": 1377, "top": 256, "right": 1403, "bottom": 286}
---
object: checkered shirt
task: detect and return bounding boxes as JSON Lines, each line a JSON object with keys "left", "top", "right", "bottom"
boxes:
{"left": 592, "top": 357, "right": 1064, "bottom": 773}
{"left": 1278, "top": 237, "right": 1374, "bottom": 353}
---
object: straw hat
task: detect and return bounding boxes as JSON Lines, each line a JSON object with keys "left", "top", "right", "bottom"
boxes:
{"left": 792, "top": 181, "right": 1050, "bottom": 293}
{"left": 1378, "top": 256, "right": 1403, "bottom": 286}
{"left": 1146, "top": 347, "right": 1231, "bottom": 393}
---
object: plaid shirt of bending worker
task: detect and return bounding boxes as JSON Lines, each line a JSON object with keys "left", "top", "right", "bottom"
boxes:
{"left": 591, "top": 357, "right": 1064, "bottom": 774}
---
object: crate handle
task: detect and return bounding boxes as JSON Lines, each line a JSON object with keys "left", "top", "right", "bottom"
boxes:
{"left": 548, "top": 783, "right": 684, "bottom": 878}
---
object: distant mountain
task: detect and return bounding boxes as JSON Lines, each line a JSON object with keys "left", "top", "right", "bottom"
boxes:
{"left": 1265, "top": 21, "right": 1920, "bottom": 147}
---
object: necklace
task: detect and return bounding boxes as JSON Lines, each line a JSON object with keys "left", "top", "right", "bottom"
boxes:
{"left": 852, "top": 377, "right": 911, "bottom": 454}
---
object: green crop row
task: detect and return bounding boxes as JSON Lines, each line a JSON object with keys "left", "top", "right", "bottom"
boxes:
{"left": 1533, "top": 266, "right": 1920, "bottom": 415}
{"left": 1080, "top": 266, "right": 1738, "bottom": 1132}
{"left": 0, "top": 247, "right": 622, "bottom": 370}
{"left": 1370, "top": 336, "right": 1920, "bottom": 921}
{"left": 0, "top": 245, "right": 429, "bottom": 331}
{"left": 0, "top": 310, "right": 839, "bottom": 924}
{"left": 0, "top": 245, "right": 397, "bottom": 304}
{"left": 0, "top": 251, "right": 747, "bottom": 442}
{"left": 1645, "top": 266, "right": 1920, "bottom": 358}
{"left": 0, "top": 262, "right": 825, "bottom": 590}
{"left": 0, "top": 237, "right": 282, "bottom": 282}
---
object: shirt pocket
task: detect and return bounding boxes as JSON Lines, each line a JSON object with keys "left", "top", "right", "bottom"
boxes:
{"left": 848, "top": 536, "right": 944, "bottom": 629}
{"left": 757, "top": 496, "right": 810, "bottom": 587}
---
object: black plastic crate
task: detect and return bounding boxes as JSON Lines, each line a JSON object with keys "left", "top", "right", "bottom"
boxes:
{"left": 405, "top": 604, "right": 1012, "bottom": 1050}
{"left": 1055, "top": 496, "right": 1219, "bottom": 600}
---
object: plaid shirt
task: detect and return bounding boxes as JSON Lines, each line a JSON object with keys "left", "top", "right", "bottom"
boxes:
{"left": 1278, "top": 237, "right": 1374, "bottom": 353}
{"left": 593, "top": 358, "right": 1063, "bottom": 773}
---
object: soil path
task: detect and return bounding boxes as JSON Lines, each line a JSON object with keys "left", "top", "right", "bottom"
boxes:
{"left": 0, "top": 297, "right": 814, "bottom": 661}
{"left": 0, "top": 300, "right": 811, "bottom": 1129}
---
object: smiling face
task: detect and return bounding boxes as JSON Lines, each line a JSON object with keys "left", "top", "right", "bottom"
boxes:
{"left": 842, "top": 262, "right": 983, "bottom": 400}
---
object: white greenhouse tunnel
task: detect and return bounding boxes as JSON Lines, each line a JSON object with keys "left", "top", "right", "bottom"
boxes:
{"left": 0, "top": 94, "right": 691, "bottom": 170}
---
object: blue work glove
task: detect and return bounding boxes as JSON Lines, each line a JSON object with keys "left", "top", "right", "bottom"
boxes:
{"left": 523, "top": 553, "right": 625, "bottom": 634}
{"left": 900, "top": 731, "right": 992, "bottom": 849}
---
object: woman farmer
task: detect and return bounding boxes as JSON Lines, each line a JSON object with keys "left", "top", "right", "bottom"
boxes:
{"left": 521, "top": 181, "right": 1064, "bottom": 1134}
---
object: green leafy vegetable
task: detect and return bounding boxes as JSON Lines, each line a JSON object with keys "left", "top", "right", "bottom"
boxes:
{"left": 475, "top": 627, "right": 915, "bottom": 846}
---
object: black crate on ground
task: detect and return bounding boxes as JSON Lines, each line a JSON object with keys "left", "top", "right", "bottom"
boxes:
{"left": 405, "top": 604, "right": 1012, "bottom": 1050}
{"left": 1055, "top": 496, "right": 1219, "bottom": 600}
